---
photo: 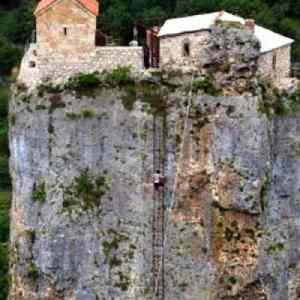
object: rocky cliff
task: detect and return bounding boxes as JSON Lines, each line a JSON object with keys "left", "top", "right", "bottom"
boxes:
{"left": 9, "top": 25, "right": 300, "bottom": 300}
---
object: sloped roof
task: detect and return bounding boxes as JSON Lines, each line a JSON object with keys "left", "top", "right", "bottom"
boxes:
{"left": 34, "top": 0, "right": 99, "bottom": 16}
{"left": 158, "top": 11, "right": 294, "bottom": 53}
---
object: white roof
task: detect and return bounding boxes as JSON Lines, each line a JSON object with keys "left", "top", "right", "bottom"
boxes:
{"left": 158, "top": 11, "right": 294, "bottom": 53}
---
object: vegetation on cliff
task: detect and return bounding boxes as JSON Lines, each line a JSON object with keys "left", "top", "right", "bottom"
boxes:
{"left": 0, "top": 71, "right": 11, "bottom": 300}
{"left": 0, "top": 192, "right": 10, "bottom": 300}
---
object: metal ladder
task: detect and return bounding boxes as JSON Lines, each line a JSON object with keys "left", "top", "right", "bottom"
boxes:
{"left": 152, "top": 114, "right": 166, "bottom": 300}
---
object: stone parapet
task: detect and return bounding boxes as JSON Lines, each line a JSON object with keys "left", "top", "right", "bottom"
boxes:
{"left": 18, "top": 45, "right": 145, "bottom": 87}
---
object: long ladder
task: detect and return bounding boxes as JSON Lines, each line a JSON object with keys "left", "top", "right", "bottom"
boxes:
{"left": 152, "top": 114, "right": 166, "bottom": 300}
{"left": 153, "top": 72, "right": 195, "bottom": 298}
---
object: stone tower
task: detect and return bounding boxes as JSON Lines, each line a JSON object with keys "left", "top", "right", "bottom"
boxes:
{"left": 34, "top": 0, "right": 99, "bottom": 56}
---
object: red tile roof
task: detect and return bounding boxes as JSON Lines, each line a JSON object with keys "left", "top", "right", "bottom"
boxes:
{"left": 34, "top": 0, "right": 99, "bottom": 16}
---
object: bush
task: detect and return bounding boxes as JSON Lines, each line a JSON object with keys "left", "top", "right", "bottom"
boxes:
{"left": 0, "top": 156, "right": 10, "bottom": 190}
{"left": 286, "top": 83, "right": 300, "bottom": 113}
{"left": 63, "top": 169, "right": 110, "bottom": 212}
{"left": 104, "top": 66, "right": 133, "bottom": 86}
{"left": 192, "top": 76, "right": 223, "bottom": 96}
{"left": 0, "top": 242, "right": 9, "bottom": 300}
{"left": 0, "top": 192, "right": 11, "bottom": 300}
{"left": 65, "top": 72, "right": 101, "bottom": 91}
{"left": 32, "top": 181, "right": 46, "bottom": 203}
{"left": 0, "top": 87, "right": 9, "bottom": 119}
{"left": 0, "top": 36, "right": 21, "bottom": 75}
{"left": 27, "top": 262, "right": 39, "bottom": 281}
{"left": 37, "top": 83, "right": 63, "bottom": 96}
{"left": 81, "top": 109, "right": 96, "bottom": 118}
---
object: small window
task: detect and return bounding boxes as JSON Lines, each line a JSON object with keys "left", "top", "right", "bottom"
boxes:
{"left": 272, "top": 54, "right": 277, "bottom": 70}
{"left": 183, "top": 42, "right": 190, "bottom": 57}
{"left": 29, "top": 61, "right": 36, "bottom": 68}
{"left": 63, "top": 27, "right": 68, "bottom": 36}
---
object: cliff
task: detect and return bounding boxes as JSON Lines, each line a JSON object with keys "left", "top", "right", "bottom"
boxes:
{"left": 9, "top": 25, "right": 300, "bottom": 300}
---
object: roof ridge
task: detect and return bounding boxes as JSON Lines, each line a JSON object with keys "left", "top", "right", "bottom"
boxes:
{"left": 34, "top": 0, "right": 99, "bottom": 16}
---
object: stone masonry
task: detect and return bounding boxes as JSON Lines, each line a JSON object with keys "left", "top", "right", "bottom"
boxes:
{"left": 35, "top": 0, "right": 97, "bottom": 56}
{"left": 159, "top": 31, "right": 211, "bottom": 72}
{"left": 258, "top": 46, "right": 292, "bottom": 81}
{"left": 159, "top": 29, "right": 292, "bottom": 84}
{"left": 18, "top": 44, "right": 144, "bottom": 87}
{"left": 17, "top": 0, "right": 144, "bottom": 88}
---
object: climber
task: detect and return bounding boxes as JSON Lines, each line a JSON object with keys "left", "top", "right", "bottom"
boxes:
{"left": 153, "top": 170, "right": 164, "bottom": 190}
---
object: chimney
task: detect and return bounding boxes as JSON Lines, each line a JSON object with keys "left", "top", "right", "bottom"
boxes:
{"left": 245, "top": 19, "right": 255, "bottom": 32}
{"left": 214, "top": 10, "right": 224, "bottom": 23}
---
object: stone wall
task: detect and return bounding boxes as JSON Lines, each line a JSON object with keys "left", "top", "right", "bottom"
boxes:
{"left": 18, "top": 44, "right": 144, "bottom": 87}
{"left": 258, "top": 46, "right": 291, "bottom": 81}
{"left": 160, "top": 30, "right": 292, "bottom": 84}
{"left": 159, "top": 31, "right": 210, "bottom": 71}
{"left": 36, "top": 0, "right": 97, "bottom": 56}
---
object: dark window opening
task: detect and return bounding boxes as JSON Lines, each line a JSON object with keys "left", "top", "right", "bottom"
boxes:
{"left": 64, "top": 27, "right": 68, "bottom": 36}
{"left": 29, "top": 61, "right": 36, "bottom": 68}
{"left": 272, "top": 54, "right": 277, "bottom": 70}
{"left": 183, "top": 42, "right": 190, "bottom": 57}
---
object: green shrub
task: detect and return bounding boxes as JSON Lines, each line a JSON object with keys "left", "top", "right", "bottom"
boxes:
{"left": 105, "top": 66, "right": 133, "bottom": 86}
{"left": 0, "top": 121, "right": 8, "bottom": 156}
{"left": 35, "top": 104, "right": 47, "bottom": 111}
{"left": 65, "top": 72, "right": 101, "bottom": 91}
{"left": 286, "top": 84, "right": 300, "bottom": 113}
{"left": 32, "top": 181, "right": 46, "bottom": 203}
{"left": 0, "top": 192, "right": 10, "bottom": 243}
{"left": 115, "top": 271, "right": 131, "bottom": 291}
{"left": 267, "top": 242, "right": 284, "bottom": 255}
{"left": 0, "top": 87, "right": 9, "bottom": 159}
{"left": 0, "top": 87, "right": 9, "bottom": 119}
{"left": 192, "top": 76, "right": 223, "bottom": 96}
{"left": 102, "top": 229, "right": 129, "bottom": 268}
{"left": 136, "top": 82, "right": 167, "bottom": 115}
{"left": 0, "top": 192, "right": 11, "bottom": 300}
{"left": 257, "top": 78, "right": 300, "bottom": 117}
{"left": 81, "top": 109, "right": 96, "bottom": 118}
{"left": 65, "top": 112, "right": 81, "bottom": 120}
{"left": 37, "top": 83, "right": 63, "bottom": 96}
{"left": 0, "top": 36, "right": 21, "bottom": 75}
{"left": 63, "top": 169, "right": 110, "bottom": 212}
{"left": 121, "top": 82, "right": 137, "bottom": 111}
{"left": 27, "top": 262, "right": 39, "bottom": 282}
{"left": 0, "top": 156, "right": 10, "bottom": 190}
{"left": 0, "top": 241, "right": 9, "bottom": 299}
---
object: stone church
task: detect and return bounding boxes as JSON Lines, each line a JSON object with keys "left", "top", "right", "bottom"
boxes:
{"left": 34, "top": 0, "right": 99, "bottom": 56}
{"left": 158, "top": 11, "right": 294, "bottom": 82}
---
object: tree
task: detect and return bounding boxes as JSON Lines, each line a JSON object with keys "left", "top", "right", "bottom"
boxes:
{"left": 0, "top": 36, "right": 21, "bottom": 75}
{"left": 98, "top": 1, "right": 134, "bottom": 44}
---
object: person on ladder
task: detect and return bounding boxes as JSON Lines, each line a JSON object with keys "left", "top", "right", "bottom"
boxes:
{"left": 153, "top": 170, "right": 164, "bottom": 190}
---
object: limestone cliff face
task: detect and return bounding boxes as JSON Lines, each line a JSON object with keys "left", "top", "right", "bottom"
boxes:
{"left": 9, "top": 25, "right": 300, "bottom": 300}
{"left": 165, "top": 94, "right": 300, "bottom": 300}
{"left": 8, "top": 80, "right": 300, "bottom": 300}
{"left": 9, "top": 86, "right": 158, "bottom": 300}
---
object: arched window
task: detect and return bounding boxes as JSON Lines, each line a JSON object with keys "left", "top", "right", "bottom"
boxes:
{"left": 183, "top": 40, "right": 191, "bottom": 57}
